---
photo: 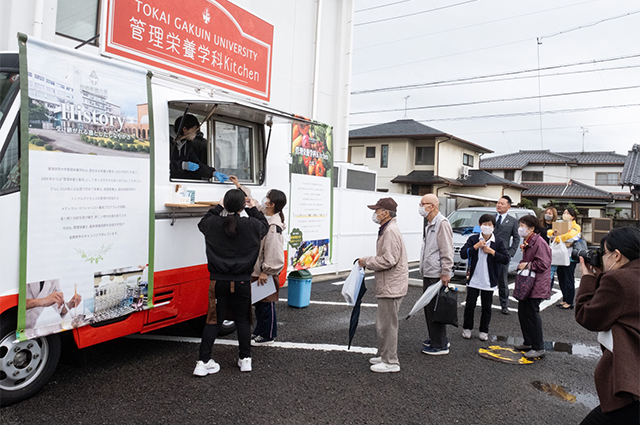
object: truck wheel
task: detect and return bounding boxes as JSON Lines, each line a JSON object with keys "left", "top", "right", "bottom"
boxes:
{"left": 218, "top": 320, "right": 236, "bottom": 336}
{"left": 0, "top": 312, "right": 61, "bottom": 407}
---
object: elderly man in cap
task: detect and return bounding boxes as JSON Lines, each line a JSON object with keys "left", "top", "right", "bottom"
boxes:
{"left": 358, "top": 197, "right": 408, "bottom": 373}
{"left": 418, "top": 194, "right": 454, "bottom": 355}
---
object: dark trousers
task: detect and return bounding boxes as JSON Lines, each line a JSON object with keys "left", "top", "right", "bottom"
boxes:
{"left": 253, "top": 301, "right": 277, "bottom": 340}
{"left": 557, "top": 262, "right": 577, "bottom": 305}
{"left": 423, "top": 277, "right": 447, "bottom": 349}
{"left": 580, "top": 400, "right": 639, "bottom": 425}
{"left": 498, "top": 263, "right": 509, "bottom": 308}
{"left": 463, "top": 287, "right": 493, "bottom": 333}
{"left": 199, "top": 280, "right": 252, "bottom": 361}
{"left": 517, "top": 298, "right": 544, "bottom": 350}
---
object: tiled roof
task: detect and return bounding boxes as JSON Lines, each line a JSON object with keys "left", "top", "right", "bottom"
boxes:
{"left": 390, "top": 170, "right": 462, "bottom": 186}
{"left": 522, "top": 180, "right": 613, "bottom": 200}
{"left": 349, "top": 119, "right": 493, "bottom": 153}
{"left": 620, "top": 144, "right": 640, "bottom": 186}
{"left": 390, "top": 169, "right": 526, "bottom": 189}
{"left": 461, "top": 170, "right": 528, "bottom": 189}
{"left": 480, "top": 150, "right": 627, "bottom": 169}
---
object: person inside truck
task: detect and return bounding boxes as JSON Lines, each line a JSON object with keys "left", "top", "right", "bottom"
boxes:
{"left": 170, "top": 114, "right": 228, "bottom": 182}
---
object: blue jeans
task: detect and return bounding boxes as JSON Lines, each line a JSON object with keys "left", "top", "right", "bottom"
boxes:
{"left": 549, "top": 265, "right": 557, "bottom": 292}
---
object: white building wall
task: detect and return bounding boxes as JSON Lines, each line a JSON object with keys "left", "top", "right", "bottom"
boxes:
{"left": 437, "top": 141, "right": 466, "bottom": 180}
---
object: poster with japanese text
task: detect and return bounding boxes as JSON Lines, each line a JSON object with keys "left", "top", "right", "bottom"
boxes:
{"left": 17, "top": 36, "right": 154, "bottom": 340}
{"left": 288, "top": 122, "right": 333, "bottom": 270}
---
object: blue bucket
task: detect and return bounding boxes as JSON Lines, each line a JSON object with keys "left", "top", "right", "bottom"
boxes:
{"left": 287, "top": 273, "right": 312, "bottom": 308}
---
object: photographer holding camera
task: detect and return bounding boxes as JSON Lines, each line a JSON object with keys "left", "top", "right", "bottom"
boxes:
{"left": 575, "top": 226, "right": 640, "bottom": 425}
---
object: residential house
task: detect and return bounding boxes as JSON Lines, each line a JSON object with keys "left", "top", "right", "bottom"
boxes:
{"left": 348, "top": 119, "right": 526, "bottom": 212}
{"left": 620, "top": 144, "right": 640, "bottom": 219}
{"left": 480, "top": 150, "right": 632, "bottom": 218}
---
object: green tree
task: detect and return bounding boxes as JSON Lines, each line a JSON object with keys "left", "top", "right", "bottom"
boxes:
{"left": 28, "top": 101, "right": 50, "bottom": 122}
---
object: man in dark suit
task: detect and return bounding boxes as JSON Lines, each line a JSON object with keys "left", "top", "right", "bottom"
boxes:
{"left": 493, "top": 196, "right": 520, "bottom": 314}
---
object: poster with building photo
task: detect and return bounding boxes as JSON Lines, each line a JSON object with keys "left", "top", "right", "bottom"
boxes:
{"left": 17, "top": 35, "right": 154, "bottom": 340}
{"left": 288, "top": 122, "right": 333, "bottom": 270}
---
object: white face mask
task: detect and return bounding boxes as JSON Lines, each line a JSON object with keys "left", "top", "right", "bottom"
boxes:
{"left": 544, "top": 214, "right": 553, "bottom": 221}
{"left": 372, "top": 211, "right": 382, "bottom": 224}
{"left": 562, "top": 213, "right": 572, "bottom": 222}
{"left": 418, "top": 205, "right": 429, "bottom": 217}
{"left": 517, "top": 226, "right": 529, "bottom": 238}
{"left": 480, "top": 225, "right": 494, "bottom": 236}
{"left": 262, "top": 197, "right": 270, "bottom": 208}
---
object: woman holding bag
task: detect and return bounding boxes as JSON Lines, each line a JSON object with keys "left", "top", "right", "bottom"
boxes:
{"left": 515, "top": 215, "right": 551, "bottom": 359}
{"left": 575, "top": 226, "right": 640, "bottom": 425}
{"left": 549, "top": 207, "right": 581, "bottom": 309}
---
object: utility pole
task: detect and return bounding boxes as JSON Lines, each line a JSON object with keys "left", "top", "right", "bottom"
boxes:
{"left": 403, "top": 95, "right": 410, "bottom": 118}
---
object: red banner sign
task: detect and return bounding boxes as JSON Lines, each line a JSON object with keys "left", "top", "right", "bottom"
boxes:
{"left": 102, "top": 0, "right": 273, "bottom": 101}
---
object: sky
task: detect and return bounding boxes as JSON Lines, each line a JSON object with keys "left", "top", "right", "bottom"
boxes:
{"left": 349, "top": 0, "right": 640, "bottom": 158}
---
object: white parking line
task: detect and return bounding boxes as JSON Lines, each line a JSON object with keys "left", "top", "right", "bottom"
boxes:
{"left": 277, "top": 299, "right": 378, "bottom": 308}
{"left": 331, "top": 267, "right": 420, "bottom": 286}
{"left": 127, "top": 334, "right": 378, "bottom": 354}
{"left": 461, "top": 279, "right": 580, "bottom": 312}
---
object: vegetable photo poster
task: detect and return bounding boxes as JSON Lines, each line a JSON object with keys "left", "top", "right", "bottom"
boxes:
{"left": 288, "top": 122, "right": 333, "bottom": 270}
{"left": 17, "top": 36, "right": 154, "bottom": 340}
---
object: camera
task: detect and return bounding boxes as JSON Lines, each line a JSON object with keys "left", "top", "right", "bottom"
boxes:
{"left": 570, "top": 248, "right": 602, "bottom": 267}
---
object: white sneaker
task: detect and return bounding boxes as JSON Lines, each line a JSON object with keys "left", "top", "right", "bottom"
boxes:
{"left": 462, "top": 329, "right": 472, "bottom": 339}
{"left": 478, "top": 332, "right": 488, "bottom": 341}
{"left": 370, "top": 362, "right": 400, "bottom": 373}
{"left": 238, "top": 357, "right": 252, "bottom": 372}
{"left": 369, "top": 356, "right": 382, "bottom": 365}
{"left": 193, "top": 359, "right": 220, "bottom": 376}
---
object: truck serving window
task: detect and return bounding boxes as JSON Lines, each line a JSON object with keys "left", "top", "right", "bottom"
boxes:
{"left": 169, "top": 106, "right": 262, "bottom": 184}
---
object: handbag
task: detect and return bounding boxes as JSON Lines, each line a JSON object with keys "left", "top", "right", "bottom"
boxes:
{"left": 514, "top": 264, "right": 536, "bottom": 301}
{"left": 342, "top": 263, "right": 365, "bottom": 306}
{"left": 433, "top": 286, "right": 458, "bottom": 327}
{"left": 550, "top": 241, "right": 570, "bottom": 266}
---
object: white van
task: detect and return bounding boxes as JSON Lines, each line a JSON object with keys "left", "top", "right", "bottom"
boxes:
{"left": 448, "top": 206, "right": 537, "bottom": 276}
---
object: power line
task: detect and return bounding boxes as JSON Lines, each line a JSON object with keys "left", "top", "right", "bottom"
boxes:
{"left": 351, "top": 86, "right": 640, "bottom": 115}
{"left": 355, "top": 0, "right": 412, "bottom": 13}
{"left": 349, "top": 104, "right": 640, "bottom": 126}
{"left": 355, "top": 0, "right": 477, "bottom": 26}
{"left": 351, "top": 53, "right": 640, "bottom": 94}
{"left": 458, "top": 121, "right": 640, "bottom": 135}
{"left": 539, "top": 9, "right": 640, "bottom": 41}
{"left": 354, "top": 0, "right": 601, "bottom": 51}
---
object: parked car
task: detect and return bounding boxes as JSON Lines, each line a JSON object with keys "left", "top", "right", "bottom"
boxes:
{"left": 448, "top": 207, "right": 536, "bottom": 277}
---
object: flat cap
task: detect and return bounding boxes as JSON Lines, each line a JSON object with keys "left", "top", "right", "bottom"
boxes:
{"left": 367, "top": 197, "right": 397, "bottom": 212}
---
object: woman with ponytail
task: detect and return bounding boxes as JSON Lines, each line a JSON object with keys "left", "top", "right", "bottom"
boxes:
{"left": 194, "top": 188, "right": 268, "bottom": 376}
{"left": 229, "top": 176, "right": 287, "bottom": 345}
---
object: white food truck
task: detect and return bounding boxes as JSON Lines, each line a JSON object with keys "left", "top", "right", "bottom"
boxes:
{"left": 0, "top": 0, "right": 358, "bottom": 405}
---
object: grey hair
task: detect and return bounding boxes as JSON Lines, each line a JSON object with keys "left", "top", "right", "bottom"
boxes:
{"left": 387, "top": 210, "right": 397, "bottom": 218}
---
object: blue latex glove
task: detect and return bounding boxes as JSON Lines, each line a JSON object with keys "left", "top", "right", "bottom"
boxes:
{"left": 214, "top": 171, "right": 229, "bottom": 183}
{"left": 186, "top": 162, "right": 199, "bottom": 171}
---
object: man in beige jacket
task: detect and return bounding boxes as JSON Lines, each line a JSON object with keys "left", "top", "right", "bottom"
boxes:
{"left": 358, "top": 197, "right": 409, "bottom": 373}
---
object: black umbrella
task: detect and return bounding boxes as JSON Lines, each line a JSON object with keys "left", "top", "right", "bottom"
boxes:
{"left": 347, "top": 278, "right": 367, "bottom": 349}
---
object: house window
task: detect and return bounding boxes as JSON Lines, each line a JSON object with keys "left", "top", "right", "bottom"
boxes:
{"left": 366, "top": 146, "right": 376, "bottom": 158}
{"left": 504, "top": 170, "right": 515, "bottom": 181}
{"left": 595, "top": 172, "right": 620, "bottom": 186}
{"left": 462, "top": 153, "right": 474, "bottom": 166}
{"left": 415, "top": 146, "right": 434, "bottom": 165}
{"left": 521, "top": 171, "right": 543, "bottom": 182}
{"left": 56, "top": 0, "right": 100, "bottom": 44}
{"left": 380, "top": 145, "right": 388, "bottom": 168}
{"left": 169, "top": 107, "right": 262, "bottom": 183}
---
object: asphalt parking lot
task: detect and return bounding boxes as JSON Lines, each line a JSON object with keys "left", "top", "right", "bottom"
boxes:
{"left": 1, "top": 270, "right": 601, "bottom": 424}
